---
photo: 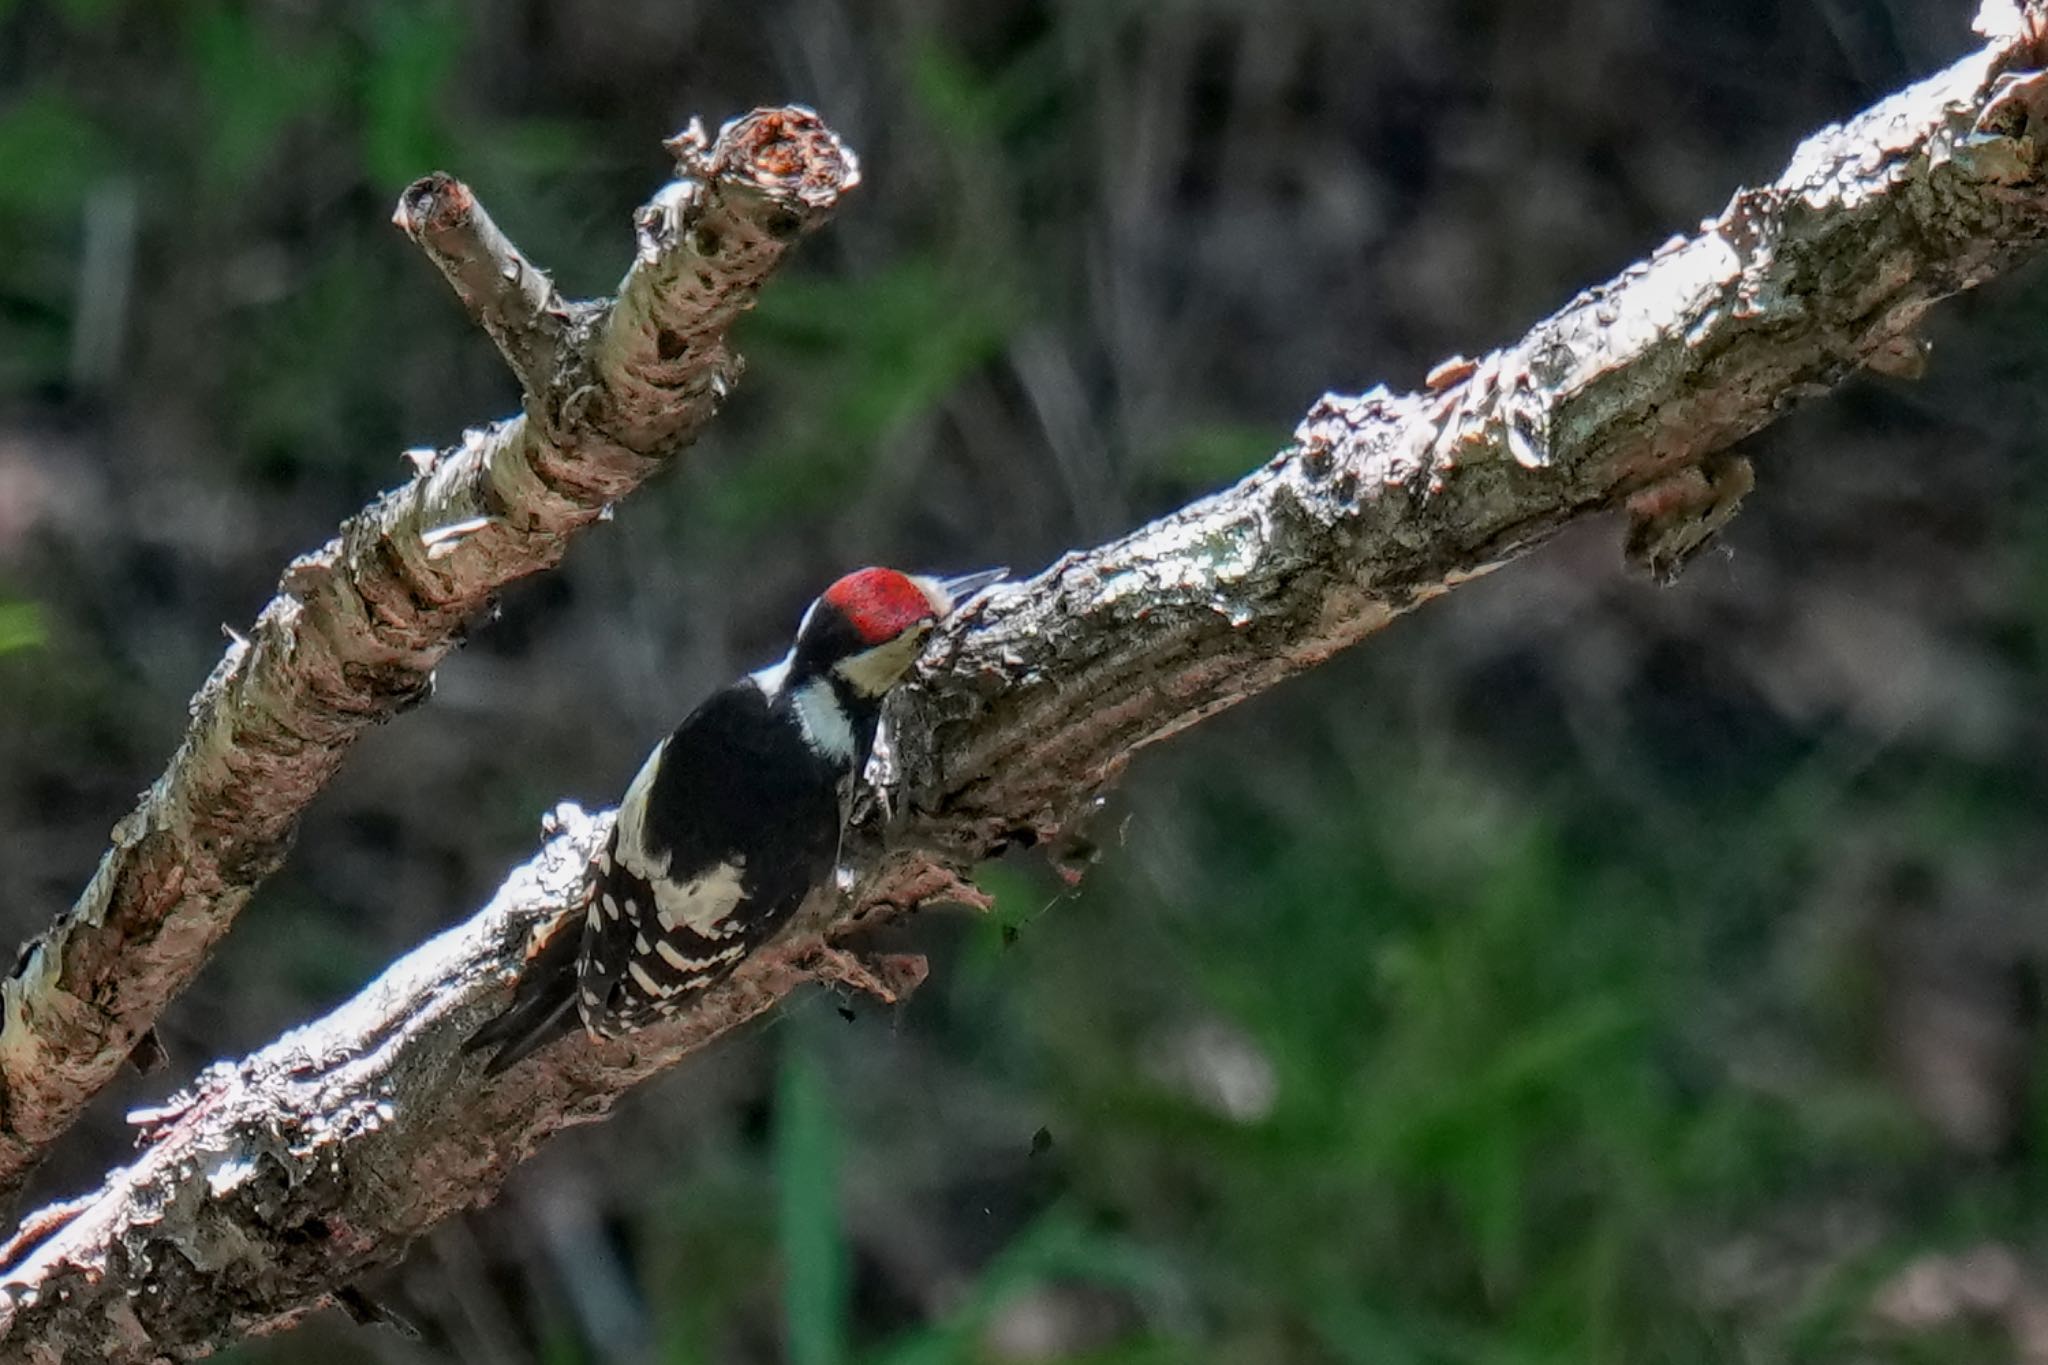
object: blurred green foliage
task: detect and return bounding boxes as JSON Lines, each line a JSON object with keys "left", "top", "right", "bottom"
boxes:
{"left": 184, "top": 6, "right": 344, "bottom": 190}
{"left": 780, "top": 1042, "right": 852, "bottom": 1365}
{"left": 0, "top": 603, "right": 42, "bottom": 654}
{"left": 719, "top": 261, "right": 1024, "bottom": 537}
{"left": 0, "top": 90, "right": 116, "bottom": 217}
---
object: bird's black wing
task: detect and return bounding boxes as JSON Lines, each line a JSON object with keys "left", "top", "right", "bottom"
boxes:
{"left": 578, "top": 680, "right": 844, "bottom": 1033}
{"left": 468, "top": 681, "right": 843, "bottom": 1074}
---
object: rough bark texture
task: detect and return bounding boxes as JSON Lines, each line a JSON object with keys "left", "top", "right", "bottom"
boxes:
{"left": 8, "top": 9, "right": 2048, "bottom": 1359}
{"left": 0, "top": 108, "right": 860, "bottom": 1203}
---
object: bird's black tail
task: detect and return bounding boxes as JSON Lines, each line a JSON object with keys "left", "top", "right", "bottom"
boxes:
{"left": 464, "top": 911, "right": 585, "bottom": 1077}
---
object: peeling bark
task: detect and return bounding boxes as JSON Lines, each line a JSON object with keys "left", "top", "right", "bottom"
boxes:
{"left": 8, "top": 9, "right": 2048, "bottom": 1359}
{"left": 0, "top": 107, "right": 860, "bottom": 1203}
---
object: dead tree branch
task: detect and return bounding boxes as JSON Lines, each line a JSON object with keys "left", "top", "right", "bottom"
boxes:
{"left": 10, "top": 7, "right": 2048, "bottom": 1358}
{"left": 0, "top": 108, "right": 860, "bottom": 1202}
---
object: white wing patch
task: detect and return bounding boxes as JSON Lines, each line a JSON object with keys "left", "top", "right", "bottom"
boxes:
{"left": 652, "top": 858, "right": 748, "bottom": 935}
{"left": 614, "top": 739, "right": 669, "bottom": 879}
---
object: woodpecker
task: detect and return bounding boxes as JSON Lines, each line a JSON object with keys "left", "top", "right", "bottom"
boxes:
{"left": 466, "top": 564, "right": 1006, "bottom": 1075}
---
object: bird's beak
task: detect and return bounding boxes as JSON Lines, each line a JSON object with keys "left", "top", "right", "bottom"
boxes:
{"left": 936, "top": 566, "right": 1008, "bottom": 610}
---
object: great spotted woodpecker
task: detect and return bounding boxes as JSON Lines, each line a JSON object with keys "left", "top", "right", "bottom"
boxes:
{"left": 467, "top": 565, "right": 1006, "bottom": 1075}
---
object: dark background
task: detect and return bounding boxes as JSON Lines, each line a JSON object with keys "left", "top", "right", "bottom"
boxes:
{"left": 6, "top": 1, "right": 2048, "bottom": 1361}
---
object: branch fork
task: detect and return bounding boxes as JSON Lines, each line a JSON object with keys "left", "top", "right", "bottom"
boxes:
{"left": 0, "top": 106, "right": 859, "bottom": 1208}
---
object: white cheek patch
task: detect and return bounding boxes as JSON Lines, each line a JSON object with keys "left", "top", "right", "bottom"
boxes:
{"left": 791, "top": 678, "right": 857, "bottom": 763}
{"left": 832, "top": 630, "right": 926, "bottom": 698}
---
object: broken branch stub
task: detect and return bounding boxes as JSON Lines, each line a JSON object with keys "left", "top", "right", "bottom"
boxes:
{"left": 392, "top": 171, "right": 577, "bottom": 399}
